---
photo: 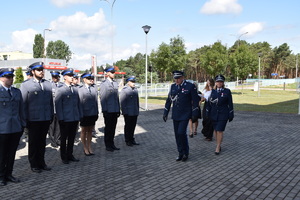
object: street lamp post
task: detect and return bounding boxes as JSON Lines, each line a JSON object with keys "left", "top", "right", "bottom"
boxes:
{"left": 238, "top": 32, "right": 248, "bottom": 47}
{"left": 100, "top": 0, "right": 116, "bottom": 63}
{"left": 142, "top": 25, "right": 151, "bottom": 110}
{"left": 296, "top": 54, "right": 298, "bottom": 79}
{"left": 43, "top": 28, "right": 52, "bottom": 59}
{"left": 258, "top": 53, "right": 262, "bottom": 97}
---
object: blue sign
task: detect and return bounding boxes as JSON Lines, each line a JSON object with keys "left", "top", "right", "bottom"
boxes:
{"left": 271, "top": 73, "right": 278, "bottom": 76}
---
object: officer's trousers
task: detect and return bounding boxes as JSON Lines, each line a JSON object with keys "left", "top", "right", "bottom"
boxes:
{"left": 0, "top": 132, "right": 22, "bottom": 178}
{"left": 48, "top": 114, "right": 61, "bottom": 147}
{"left": 124, "top": 115, "right": 138, "bottom": 143}
{"left": 28, "top": 121, "right": 50, "bottom": 168}
{"left": 103, "top": 112, "right": 118, "bottom": 148}
{"left": 59, "top": 121, "right": 78, "bottom": 160}
{"left": 173, "top": 120, "right": 189, "bottom": 156}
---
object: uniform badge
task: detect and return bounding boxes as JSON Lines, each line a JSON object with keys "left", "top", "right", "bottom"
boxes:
{"left": 35, "top": 91, "right": 38, "bottom": 95}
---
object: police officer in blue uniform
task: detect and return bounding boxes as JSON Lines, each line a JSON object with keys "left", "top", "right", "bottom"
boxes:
{"left": 120, "top": 76, "right": 140, "bottom": 146}
{"left": 78, "top": 72, "right": 99, "bottom": 156}
{"left": 99, "top": 66, "right": 121, "bottom": 152}
{"left": 20, "top": 62, "right": 54, "bottom": 173}
{"left": 72, "top": 73, "right": 80, "bottom": 87}
{"left": 49, "top": 71, "right": 63, "bottom": 147}
{"left": 206, "top": 74, "right": 234, "bottom": 155}
{"left": 163, "top": 71, "right": 199, "bottom": 162}
{"left": 25, "top": 69, "right": 32, "bottom": 80}
{"left": 0, "top": 68, "right": 26, "bottom": 186}
{"left": 55, "top": 68, "right": 82, "bottom": 164}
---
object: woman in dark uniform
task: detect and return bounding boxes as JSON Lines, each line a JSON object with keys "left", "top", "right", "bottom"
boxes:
{"left": 78, "top": 73, "right": 99, "bottom": 156}
{"left": 207, "top": 75, "right": 234, "bottom": 155}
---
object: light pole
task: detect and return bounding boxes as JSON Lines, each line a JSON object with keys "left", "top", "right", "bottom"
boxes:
{"left": 258, "top": 53, "right": 262, "bottom": 97}
{"left": 43, "top": 28, "right": 52, "bottom": 59}
{"left": 100, "top": 0, "right": 116, "bottom": 64}
{"left": 238, "top": 32, "right": 248, "bottom": 47}
{"left": 296, "top": 54, "right": 298, "bottom": 79}
{"left": 142, "top": 25, "right": 151, "bottom": 110}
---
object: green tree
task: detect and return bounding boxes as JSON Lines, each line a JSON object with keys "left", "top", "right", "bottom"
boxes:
{"left": 270, "top": 43, "right": 292, "bottom": 77}
{"left": 201, "top": 41, "right": 228, "bottom": 78}
{"left": 150, "top": 35, "right": 186, "bottom": 81}
{"left": 249, "top": 41, "right": 273, "bottom": 78}
{"left": 46, "top": 40, "right": 72, "bottom": 63}
{"left": 229, "top": 44, "right": 258, "bottom": 80}
{"left": 14, "top": 67, "right": 24, "bottom": 84}
{"left": 33, "top": 34, "right": 44, "bottom": 58}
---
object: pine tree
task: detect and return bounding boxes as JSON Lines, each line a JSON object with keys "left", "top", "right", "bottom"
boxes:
{"left": 14, "top": 67, "right": 24, "bottom": 84}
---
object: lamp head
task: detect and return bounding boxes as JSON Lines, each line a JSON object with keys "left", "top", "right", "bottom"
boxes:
{"left": 142, "top": 25, "right": 151, "bottom": 34}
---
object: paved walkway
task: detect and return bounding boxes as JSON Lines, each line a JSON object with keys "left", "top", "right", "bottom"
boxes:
{"left": 2, "top": 104, "right": 300, "bottom": 200}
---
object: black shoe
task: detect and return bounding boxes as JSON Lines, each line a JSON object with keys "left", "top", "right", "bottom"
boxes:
{"left": 106, "top": 147, "right": 114, "bottom": 152}
{"left": 31, "top": 168, "right": 42, "bottom": 173}
{"left": 132, "top": 141, "right": 139, "bottom": 145}
{"left": 0, "top": 179, "right": 7, "bottom": 186}
{"left": 112, "top": 145, "right": 120, "bottom": 150}
{"left": 41, "top": 165, "right": 52, "bottom": 171}
{"left": 51, "top": 143, "right": 58, "bottom": 148}
{"left": 182, "top": 155, "right": 188, "bottom": 162}
{"left": 176, "top": 155, "right": 183, "bottom": 161}
{"left": 6, "top": 175, "right": 20, "bottom": 183}
{"left": 89, "top": 152, "right": 95, "bottom": 156}
{"left": 84, "top": 151, "right": 91, "bottom": 156}
{"left": 68, "top": 156, "right": 79, "bottom": 162}
{"left": 126, "top": 142, "right": 133, "bottom": 147}
{"left": 189, "top": 134, "right": 193, "bottom": 138}
{"left": 215, "top": 146, "right": 221, "bottom": 155}
{"left": 62, "top": 160, "right": 69, "bottom": 164}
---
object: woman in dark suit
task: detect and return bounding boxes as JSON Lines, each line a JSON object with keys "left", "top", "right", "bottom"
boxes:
{"left": 78, "top": 73, "right": 99, "bottom": 156}
{"left": 207, "top": 75, "right": 234, "bottom": 155}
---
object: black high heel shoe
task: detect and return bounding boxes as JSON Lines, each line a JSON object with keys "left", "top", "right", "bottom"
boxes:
{"left": 189, "top": 134, "right": 193, "bottom": 138}
{"left": 84, "top": 151, "right": 91, "bottom": 156}
{"left": 89, "top": 151, "right": 95, "bottom": 156}
{"left": 215, "top": 146, "right": 221, "bottom": 155}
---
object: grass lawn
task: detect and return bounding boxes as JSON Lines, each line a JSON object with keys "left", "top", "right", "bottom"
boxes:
{"left": 140, "top": 89, "right": 300, "bottom": 114}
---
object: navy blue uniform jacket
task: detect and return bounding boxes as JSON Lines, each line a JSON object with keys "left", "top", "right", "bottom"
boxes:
{"left": 207, "top": 88, "right": 234, "bottom": 121}
{"left": 164, "top": 80, "right": 199, "bottom": 121}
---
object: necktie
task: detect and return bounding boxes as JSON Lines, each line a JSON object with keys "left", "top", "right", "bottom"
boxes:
{"left": 39, "top": 81, "right": 43, "bottom": 90}
{"left": 88, "top": 86, "right": 91, "bottom": 93}
{"left": 8, "top": 88, "right": 12, "bottom": 97}
{"left": 69, "top": 86, "right": 73, "bottom": 93}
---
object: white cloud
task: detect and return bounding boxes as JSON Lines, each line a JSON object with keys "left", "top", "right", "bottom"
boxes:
{"left": 50, "top": 0, "right": 93, "bottom": 8}
{"left": 200, "top": 0, "right": 242, "bottom": 15}
{"left": 238, "top": 22, "right": 264, "bottom": 37}
{"left": 0, "top": 9, "right": 142, "bottom": 70}
{"left": 0, "top": 29, "right": 37, "bottom": 53}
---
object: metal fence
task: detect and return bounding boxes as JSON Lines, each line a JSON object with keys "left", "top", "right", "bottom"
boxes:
{"left": 137, "top": 79, "right": 297, "bottom": 97}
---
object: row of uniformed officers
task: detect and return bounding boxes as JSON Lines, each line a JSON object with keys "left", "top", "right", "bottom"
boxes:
{"left": 0, "top": 62, "right": 140, "bottom": 186}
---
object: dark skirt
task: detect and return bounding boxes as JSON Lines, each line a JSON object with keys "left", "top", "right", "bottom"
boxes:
{"left": 201, "top": 102, "right": 214, "bottom": 138}
{"left": 80, "top": 115, "right": 98, "bottom": 127}
{"left": 212, "top": 120, "right": 228, "bottom": 132}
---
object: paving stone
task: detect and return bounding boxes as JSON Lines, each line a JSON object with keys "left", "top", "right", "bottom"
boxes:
{"left": 1, "top": 106, "right": 300, "bottom": 199}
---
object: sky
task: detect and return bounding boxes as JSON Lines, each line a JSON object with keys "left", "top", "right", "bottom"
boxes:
{"left": 1, "top": 0, "right": 300, "bottom": 70}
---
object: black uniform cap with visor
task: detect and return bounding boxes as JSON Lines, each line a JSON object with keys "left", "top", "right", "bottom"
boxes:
{"left": 215, "top": 74, "right": 225, "bottom": 82}
{"left": 172, "top": 70, "right": 184, "bottom": 79}
{"left": 0, "top": 68, "right": 15, "bottom": 77}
